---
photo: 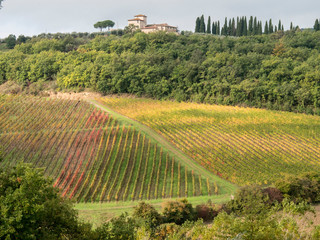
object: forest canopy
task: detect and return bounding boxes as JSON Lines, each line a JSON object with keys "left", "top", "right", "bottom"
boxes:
{"left": 0, "top": 29, "right": 320, "bottom": 115}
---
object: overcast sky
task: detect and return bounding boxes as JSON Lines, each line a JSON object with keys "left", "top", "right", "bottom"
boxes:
{"left": 0, "top": 0, "right": 319, "bottom": 38}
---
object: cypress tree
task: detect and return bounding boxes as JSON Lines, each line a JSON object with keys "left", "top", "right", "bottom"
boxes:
{"left": 223, "top": 18, "right": 228, "bottom": 36}
{"left": 275, "top": 26, "right": 277, "bottom": 32}
{"left": 232, "top": 18, "right": 236, "bottom": 36}
{"left": 264, "top": 21, "right": 269, "bottom": 34}
{"left": 282, "top": 24, "right": 284, "bottom": 31}
{"left": 207, "top": 16, "right": 211, "bottom": 34}
{"left": 200, "top": 15, "right": 206, "bottom": 33}
{"left": 217, "top": 21, "right": 220, "bottom": 35}
{"left": 228, "top": 18, "right": 232, "bottom": 35}
{"left": 290, "top": 22, "right": 293, "bottom": 30}
{"left": 195, "top": 17, "right": 200, "bottom": 33}
{"left": 236, "top": 17, "right": 240, "bottom": 36}
{"left": 212, "top": 21, "right": 216, "bottom": 34}
{"left": 249, "top": 16, "right": 253, "bottom": 35}
{"left": 314, "top": 19, "right": 320, "bottom": 31}
{"left": 253, "top": 17, "right": 258, "bottom": 35}
{"left": 258, "top": 21, "right": 263, "bottom": 35}
{"left": 278, "top": 20, "right": 282, "bottom": 31}
{"left": 243, "top": 16, "right": 248, "bottom": 36}
{"left": 269, "top": 19, "right": 273, "bottom": 33}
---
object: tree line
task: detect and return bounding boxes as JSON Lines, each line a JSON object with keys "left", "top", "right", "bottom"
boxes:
{"left": 195, "top": 15, "right": 309, "bottom": 36}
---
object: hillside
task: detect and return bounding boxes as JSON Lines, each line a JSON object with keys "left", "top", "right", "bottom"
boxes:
{"left": 97, "top": 97, "right": 320, "bottom": 185}
{"left": 0, "top": 94, "right": 232, "bottom": 202}
{"left": 0, "top": 30, "right": 320, "bottom": 115}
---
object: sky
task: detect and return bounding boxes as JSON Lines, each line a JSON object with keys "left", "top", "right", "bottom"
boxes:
{"left": 0, "top": 0, "right": 319, "bottom": 38}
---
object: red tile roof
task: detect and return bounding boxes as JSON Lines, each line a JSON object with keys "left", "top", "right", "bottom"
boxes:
{"left": 128, "top": 18, "right": 143, "bottom": 21}
{"left": 135, "top": 14, "right": 147, "bottom": 17}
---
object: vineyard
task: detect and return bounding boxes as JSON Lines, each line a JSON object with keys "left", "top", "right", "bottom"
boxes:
{"left": 98, "top": 97, "right": 320, "bottom": 185}
{"left": 0, "top": 94, "right": 222, "bottom": 202}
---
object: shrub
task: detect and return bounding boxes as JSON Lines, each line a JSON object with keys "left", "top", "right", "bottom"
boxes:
{"left": 0, "top": 163, "right": 94, "bottom": 239}
{"left": 133, "top": 202, "right": 162, "bottom": 230}
{"left": 195, "top": 204, "right": 219, "bottom": 222}
{"left": 275, "top": 173, "right": 320, "bottom": 203}
{"left": 95, "top": 213, "right": 137, "bottom": 240}
{"left": 262, "top": 187, "right": 284, "bottom": 204}
{"left": 162, "top": 199, "right": 195, "bottom": 225}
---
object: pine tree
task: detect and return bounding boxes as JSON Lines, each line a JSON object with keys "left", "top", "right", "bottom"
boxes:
{"left": 195, "top": 17, "right": 200, "bottom": 33}
{"left": 269, "top": 19, "right": 273, "bottom": 33}
{"left": 200, "top": 15, "right": 206, "bottom": 33}
{"left": 249, "top": 16, "right": 253, "bottom": 35}
{"left": 264, "top": 21, "right": 269, "bottom": 34}
{"left": 207, "top": 16, "right": 211, "bottom": 34}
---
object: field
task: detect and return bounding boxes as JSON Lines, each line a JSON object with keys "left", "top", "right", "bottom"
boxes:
{"left": 98, "top": 97, "right": 320, "bottom": 185}
{"left": 0, "top": 94, "right": 228, "bottom": 202}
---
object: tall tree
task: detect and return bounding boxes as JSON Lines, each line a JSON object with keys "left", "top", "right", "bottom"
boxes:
{"left": 228, "top": 18, "right": 232, "bottom": 35}
{"left": 269, "top": 19, "right": 273, "bottom": 33}
{"left": 200, "top": 15, "right": 206, "bottom": 33}
{"left": 258, "top": 21, "right": 263, "bottom": 34}
{"left": 314, "top": 19, "right": 320, "bottom": 31}
{"left": 243, "top": 16, "right": 248, "bottom": 36}
{"left": 195, "top": 17, "right": 200, "bottom": 32}
{"left": 232, "top": 18, "right": 236, "bottom": 36}
{"left": 264, "top": 21, "right": 269, "bottom": 34}
{"left": 253, "top": 17, "right": 258, "bottom": 35}
{"left": 212, "top": 21, "right": 216, "bottom": 34}
{"left": 222, "top": 17, "right": 228, "bottom": 36}
{"left": 207, "top": 16, "right": 211, "bottom": 34}
{"left": 0, "top": 0, "right": 3, "bottom": 9}
{"left": 217, "top": 21, "right": 220, "bottom": 35}
{"left": 290, "top": 22, "right": 293, "bottom": 30}
{"left": 278, "top": 20, "right": 282, "bottom": 31}
{"left": 248, "top": 16, "right": 253, "bottom": 35}
{"left": 236, "top": 17, "right": 241, "bottom": 36}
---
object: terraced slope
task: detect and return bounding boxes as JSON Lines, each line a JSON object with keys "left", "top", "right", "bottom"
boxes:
{"left": 98, "top": 97, "right": 320, "bottom": 185}
{"left": 0, "top": 94, "right": 225, "bottom": 202}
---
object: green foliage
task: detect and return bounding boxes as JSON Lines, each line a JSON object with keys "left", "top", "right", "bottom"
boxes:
{"left": 162, "top": 199, "right": 195, "bottom": 225}
{"left": 94, "top": 20, "right": 115, "bottom": 31}
{"left": 275, "top": 172, "right": 320, "bottom": 203}
{"left": 5, "top": 35, "right": 16, "bottom": 49}
{"left": 133, "top": 202, "right": 162, "bottom": 230}
{"left": 0, "top": 163, "right": 93, "bottom": 240}
{"left": 95, "top": 213, "right": 137, "bottom": 240}
{"left": 1, "top": 30, "right": 320, "bottom": 115}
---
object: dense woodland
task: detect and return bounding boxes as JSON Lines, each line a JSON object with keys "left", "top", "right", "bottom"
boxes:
{"left": 1, "top": 28, "right": 320, "bottom": 115}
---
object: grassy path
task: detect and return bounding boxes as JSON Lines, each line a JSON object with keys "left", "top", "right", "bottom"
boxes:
{"left": 75, "top": 194, "right": 232, "bottom": 228}
{"left": 89, "top": 99, "right": 237, "bottom": 195}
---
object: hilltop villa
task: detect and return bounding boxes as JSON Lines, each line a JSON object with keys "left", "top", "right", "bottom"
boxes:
{"left": 128, "top": 14, "right": 178, "bottom": 33}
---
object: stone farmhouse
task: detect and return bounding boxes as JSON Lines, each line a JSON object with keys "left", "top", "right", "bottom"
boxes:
{"left": 128, "top": 14, "right": 178, "bottom": 33}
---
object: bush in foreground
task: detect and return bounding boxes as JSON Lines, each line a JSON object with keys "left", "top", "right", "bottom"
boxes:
{"left": 0, "top": 163, "right": 93, "bottom": 239}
